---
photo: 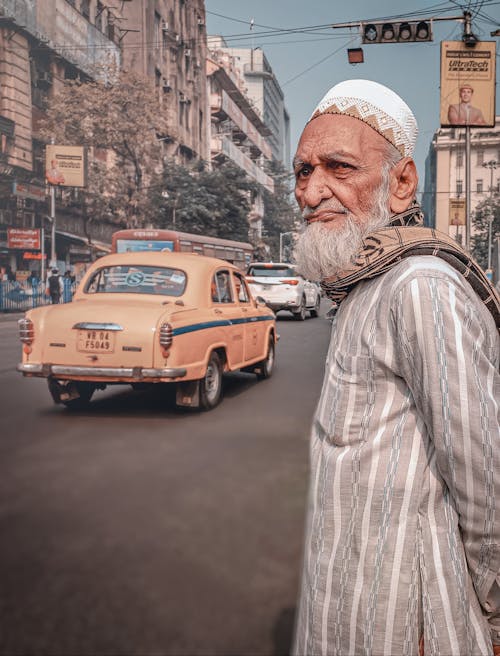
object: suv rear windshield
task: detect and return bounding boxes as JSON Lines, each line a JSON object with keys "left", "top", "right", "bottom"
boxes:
{"left": 247, "top": 265, "right": 296, "bottom": 277}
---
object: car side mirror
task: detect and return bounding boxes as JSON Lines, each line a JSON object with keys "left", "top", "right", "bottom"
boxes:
{"left": 255, "top": 296, "right": 266, "bottom": 305}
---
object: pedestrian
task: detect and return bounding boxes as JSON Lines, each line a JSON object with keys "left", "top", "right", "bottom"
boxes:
{"left": 27, "top": 270, "right": 39, "bottom": 286}
{"left": 292, "top": 79, "right": 500, "bottom": 656}
{"left": 46, "top": 267, "right": 63, "bottom": 304}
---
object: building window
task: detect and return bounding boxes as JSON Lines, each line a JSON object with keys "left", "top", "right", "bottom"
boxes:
{"left": 154, "top": 12, "right": 161, "bottom": 49}
{"left": 476, "top": 179, "right": 483, "bottom": 194}
{"left": 456, "top": 180, "right": 463, "bottom": 195}
{"left": 107, "top": 17, "right": 115, "bottom": 40}
{"left": 81, "top": 0, "right": 90, "bottom": 20}
{"left": 476, "top": 150, "right": 484, "bottom": 166}
{"left": 456, "top": 151, "right": 463, "bottom": 167}
{"left": 95, "top": 2, "right": 104, "bottom": 31}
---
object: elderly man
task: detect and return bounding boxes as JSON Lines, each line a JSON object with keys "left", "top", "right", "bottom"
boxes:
{"left": 292, "top": 79, "right": 500, "bottom": 656}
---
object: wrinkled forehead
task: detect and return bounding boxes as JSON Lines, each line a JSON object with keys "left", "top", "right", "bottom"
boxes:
{"left": 295, "top": 114, "right": 389, "bottom": 160}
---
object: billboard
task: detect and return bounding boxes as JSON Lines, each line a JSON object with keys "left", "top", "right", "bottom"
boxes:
{"left": 449, "top": 198, "right": 466, "bottom": 226}
{"left": 7, "top": 228, "right": 41, "bottom": 250}
{"left": 440, "top": 41, "right": 496, "bottom": 127}
{"left": 45, "top": 145, "right": 87, "bottom": 187}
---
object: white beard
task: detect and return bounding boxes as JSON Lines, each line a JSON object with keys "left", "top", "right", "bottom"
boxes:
{"left": 294, "top": 176, "right": 393, "bottom": 281}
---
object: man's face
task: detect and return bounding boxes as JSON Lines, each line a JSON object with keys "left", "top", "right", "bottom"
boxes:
{"left": 293, "top": 114, "right": 391, "bottom": 231}
{"left": 460, "top": 87, "right": 473, "bottom": 103}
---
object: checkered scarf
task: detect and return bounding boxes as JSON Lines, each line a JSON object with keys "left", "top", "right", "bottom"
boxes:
{"left": 320, "top": 206, "right": 500, "bottom": 332}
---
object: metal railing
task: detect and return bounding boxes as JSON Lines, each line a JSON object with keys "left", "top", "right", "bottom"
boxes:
{"left": 0, "top": 278, "right": 76, "bottom": 312}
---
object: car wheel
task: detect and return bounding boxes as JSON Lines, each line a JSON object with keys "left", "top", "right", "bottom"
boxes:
{"left": 256, "top": 336, "right": 275, "bottom": 380}
{"left": 199, "top": 351, "right": 223, "bottom": 410}
{"left": 310, "top": 295, "right": 321, "bottom": 318}
{"left": 293, "top": 297, "right": 307, "bottom": 321}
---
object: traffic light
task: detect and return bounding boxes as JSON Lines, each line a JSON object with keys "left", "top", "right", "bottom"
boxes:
{"left": 361, "top": 20, "right": 432, "bottom": 44}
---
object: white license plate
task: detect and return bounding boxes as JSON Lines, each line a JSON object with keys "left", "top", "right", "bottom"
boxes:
{"left": 77, "top": 329, "right": 115, "bottom": 353}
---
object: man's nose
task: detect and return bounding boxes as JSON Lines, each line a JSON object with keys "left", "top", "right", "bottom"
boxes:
{"left": 302, "top": 169, "right": 332, "bottom": 208}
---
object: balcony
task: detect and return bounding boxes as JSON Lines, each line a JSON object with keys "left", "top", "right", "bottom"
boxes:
{"left": 211, "top": 136, "right": 274, "bottom": 193}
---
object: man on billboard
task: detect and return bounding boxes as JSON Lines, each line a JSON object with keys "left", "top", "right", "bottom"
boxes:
{"left": 46, "top": 159, "right": 65, "bottom": 185}
{"left": 447, "top": 83, "right": 487, "bottom": 125}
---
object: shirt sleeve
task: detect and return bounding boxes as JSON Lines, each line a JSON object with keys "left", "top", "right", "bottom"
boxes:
{"left": 391, "top": 268, "right": 500, "bottom": 643}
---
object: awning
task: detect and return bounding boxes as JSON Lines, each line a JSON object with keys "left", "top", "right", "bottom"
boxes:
{"left": 55, "top": 230, "right": 111, "bottom": 253}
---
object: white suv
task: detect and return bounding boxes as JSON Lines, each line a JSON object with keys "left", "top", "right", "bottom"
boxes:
{"left": 246, "top": 262, "right": 321, "bottom": 320}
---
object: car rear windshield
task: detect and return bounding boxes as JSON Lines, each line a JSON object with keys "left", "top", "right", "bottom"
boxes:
{"left": 84, "top": 265, "right": 187, "bottom": 297}
{"left": 247, "top": 266, "right": 296, "bottom": 277}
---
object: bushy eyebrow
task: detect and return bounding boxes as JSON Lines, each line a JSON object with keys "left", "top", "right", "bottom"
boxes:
{"left": 292, "top": 156, "right": 305, "bottom": 170}
{"left": 293, "top": 150, "right": 358, "bottom": 171}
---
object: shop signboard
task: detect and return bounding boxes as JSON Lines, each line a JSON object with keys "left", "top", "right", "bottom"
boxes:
{"left": 13, "top": 181, "right": 46, "bottom": 201}
{"left": 7, "top": 228, "right": 41, "bottom": 250}
{"left": 23, "top": 252, "right": 46, "bottom": 260}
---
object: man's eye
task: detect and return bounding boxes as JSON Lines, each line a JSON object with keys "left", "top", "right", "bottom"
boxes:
{"left": 296, "top": 166, "right": 311, "bottom": 179}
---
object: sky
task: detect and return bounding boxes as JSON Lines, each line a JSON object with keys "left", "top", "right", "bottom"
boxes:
{"left": 205, "top": 0, "right": 500, "bottom": 194}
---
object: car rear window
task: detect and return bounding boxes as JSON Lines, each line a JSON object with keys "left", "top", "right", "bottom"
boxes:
{"left": 84, "top": 265, "right": 187, "bottom": 297}
{"left": 247, "top": 266, "right": 296, "bottom": 277}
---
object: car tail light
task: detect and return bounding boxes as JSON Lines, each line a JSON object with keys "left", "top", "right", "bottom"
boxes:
{"left": 280, "top": 279, "right": 299, "bottom": 285}
{"left": 18, "top": 318, "right": 34, "bottom": 344}
{"left": 159, "top": 322, "right": 173, "bottom": 349}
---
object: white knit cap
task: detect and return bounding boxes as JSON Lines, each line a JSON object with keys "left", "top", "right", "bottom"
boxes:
{"left": 310, "top": 79, "right": 418, "bottom": 158}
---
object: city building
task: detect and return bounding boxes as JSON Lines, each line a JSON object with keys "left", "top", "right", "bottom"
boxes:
{"left": 422, "top": 118, "right": 500, "bottom": 234}
{"left": 0, "top": 0, "right": 209, "bottom": 281}
{"left": 207, "top": 37, "right": 290, "bottom": 166}
{"left": 0, "top": 0, "right": 125, "bottom": 279}
{"left": 120, "top": 0, "right": 208, "bottom": 164}
{"left": 207, "top": 42, "right": 274, "bottom": 241}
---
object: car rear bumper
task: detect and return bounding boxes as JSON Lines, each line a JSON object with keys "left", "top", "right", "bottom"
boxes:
{"left": 265, "top": 300, "right": 301, "bottom": 312}
{"left": 17, "top": 362, "right": 187, "bottom": 380}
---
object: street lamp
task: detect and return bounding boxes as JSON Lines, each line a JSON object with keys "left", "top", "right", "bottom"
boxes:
{"left": 482, "top": 160, "right": 497, "bottom": 274}
{"left": 279, "top": 231, "right": 295, "bottom": 262}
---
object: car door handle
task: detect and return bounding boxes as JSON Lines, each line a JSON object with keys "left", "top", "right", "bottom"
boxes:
{"left": 214, "top": 309, "right": 223, "bottom": 314}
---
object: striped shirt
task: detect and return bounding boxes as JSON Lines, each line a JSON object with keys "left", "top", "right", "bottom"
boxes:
{"left": 293, "top": 256, "right": 500, "bottom": 656}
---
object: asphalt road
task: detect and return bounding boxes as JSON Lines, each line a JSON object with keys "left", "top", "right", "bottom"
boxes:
{"left": 0, "top": 306, "right": 331, "bottom": 656}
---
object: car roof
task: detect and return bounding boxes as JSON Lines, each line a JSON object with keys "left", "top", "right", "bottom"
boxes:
{"left": 247, "top": 262, "right": 296, "bottom": 268}
{"left": 87, "top": 251, "right": 239, "bottom": 275}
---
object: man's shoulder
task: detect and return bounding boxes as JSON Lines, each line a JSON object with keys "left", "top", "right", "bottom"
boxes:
{"left": 377, "top": 254, "right": 462, "bottom": 288}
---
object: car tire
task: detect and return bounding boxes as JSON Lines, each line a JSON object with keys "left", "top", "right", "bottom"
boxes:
{"left": 310, "top": 295, "right": 321, "bottom": 318}
{"left": 293, "top": 297, "right": 307, "bottom": 321}
{"left": 256, "top": 336, "right": 275, "bottom": 380}
{"left": 199, "top": 351, "right": 223, "bottom": 410}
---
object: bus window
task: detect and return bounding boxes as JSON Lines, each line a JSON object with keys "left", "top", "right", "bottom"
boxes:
{"left": 179, "top": 240, "right": 193, "bottom": 253}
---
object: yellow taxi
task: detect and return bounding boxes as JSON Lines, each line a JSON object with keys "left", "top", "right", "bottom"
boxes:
{"left": 17, "top": 252, "right": 277, "bottom": 411}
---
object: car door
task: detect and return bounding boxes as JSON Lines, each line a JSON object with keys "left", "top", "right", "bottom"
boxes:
{"left": 233, "top": 271, "right": 263, "bottom": 362}
{"left": 211, "top": 269, "right": 244, "bottom": 367}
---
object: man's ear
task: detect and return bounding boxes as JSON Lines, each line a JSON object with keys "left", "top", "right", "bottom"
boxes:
{"left": 389, "top": 157, "right": 418, "bottom": 213}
